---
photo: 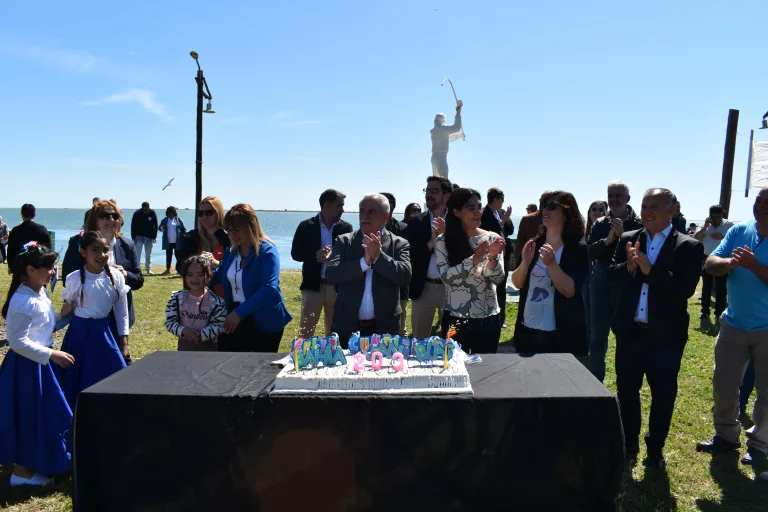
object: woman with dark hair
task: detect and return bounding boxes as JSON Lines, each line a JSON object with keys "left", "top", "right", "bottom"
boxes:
{"left": 214, "top": 204, "right": 292, "bottom": 352}
{"left": 403, "top": 202, "right": 422, "bottom": 223}
{"left": 159, "top": 206, "right": 187, "bottom": 275}
{"left": 435, "top": 188, "right": 507, "bottom": 354}
{"left": 512, "top": 191, "right": 589, "bottom": 357}
{"left": 583, "top": 199, "right": 608, "bottom": 345}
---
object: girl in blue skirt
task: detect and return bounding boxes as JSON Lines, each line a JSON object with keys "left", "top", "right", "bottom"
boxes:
{"left": 0, "top": 242, "right": 75, "bottom": 487}
{"left": 59, "top": 231, "right": 130, "bottom": 409}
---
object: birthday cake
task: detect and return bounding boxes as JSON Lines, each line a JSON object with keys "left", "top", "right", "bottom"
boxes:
{"left": 271, "top": 333, "right": 473, "bottom": 395}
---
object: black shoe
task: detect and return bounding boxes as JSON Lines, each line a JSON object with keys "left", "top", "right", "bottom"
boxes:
{"left": 739, "top": 412, "right": 755, "bottom": 430}
{"left": 626, "top": 445, "right": 639, "bottom": 459}
{"left": 741, "top": 452, "right": 754, "bottom": 465}
{"left": 696, "top": 436, "right": 741, "bottom": 453}
{"left": 643, "top": 454, "right": 666, "bottom": 469}
{"left": 700, "top": 312, "right": 710, "bottom": 320}
{"left": 746, "top": 447, "right": 767, "bottom": 472}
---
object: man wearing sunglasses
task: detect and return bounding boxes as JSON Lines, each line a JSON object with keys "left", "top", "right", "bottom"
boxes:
{"left": 586, "top": 180, "right": 643, "bottom": 383}
{"left": 131, "top": 202, "right": 159, "bottom": 275}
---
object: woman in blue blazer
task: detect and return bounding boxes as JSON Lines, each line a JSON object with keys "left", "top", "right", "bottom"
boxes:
{"left": 214, "top": 203, "right": 292, "bottom": 352}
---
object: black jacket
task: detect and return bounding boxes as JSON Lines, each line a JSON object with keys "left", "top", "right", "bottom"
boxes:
{"left": 130, "top": 209, "right": 159, "bottom": 240}
{"left": 480, "top": 206, "right": 514, "bottom": 264}
{"left": 7, "top": 220, "right": 52, "bottom": 268}
{"left": 672, "top": 214, "right": 687, "bottom": 233}
{"left": 587, "top": 205, "right": 643, "bottom": 267}
{"left": 386, "top": 218, "right": 409, "bottom": 300}
{"left": 62, "top": 234, "right": 144, "bottom": 329}
{"left": 405, "top": 212, "right": 435, "bottom": 300}
{"left": 608, "top": 228, "right": 703, "bottom": 343}
{"left": 513, "top": 237, "right": 590, "bottom": 356}
{"left": 291, "top": 216, "right": 354, "bottom": 292}
{"left": 175, "top": 227, "right": 230, "bottom": 273}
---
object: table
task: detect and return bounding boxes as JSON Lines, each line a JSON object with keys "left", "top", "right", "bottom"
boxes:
{"left": 73, "top": 352, "right": 624, "bottom": 511}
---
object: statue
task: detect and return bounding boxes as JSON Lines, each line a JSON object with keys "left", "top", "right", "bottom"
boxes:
{"left": 431, "top": 79, "right": 464, "bottom": 178}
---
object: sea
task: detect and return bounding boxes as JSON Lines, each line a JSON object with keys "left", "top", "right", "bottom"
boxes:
{"left": 0, "top": 208, "right": 526, "bottom": 270}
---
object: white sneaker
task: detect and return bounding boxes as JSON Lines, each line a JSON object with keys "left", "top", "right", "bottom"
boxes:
{"left": 10, "top": 473, "right": 52, "bottom": 487}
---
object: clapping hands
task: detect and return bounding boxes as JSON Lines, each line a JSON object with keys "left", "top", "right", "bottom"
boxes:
{"left": 362, "top": 231, "right": 382, "bottom": 265}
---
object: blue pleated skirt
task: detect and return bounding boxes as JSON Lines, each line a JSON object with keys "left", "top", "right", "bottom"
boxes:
{"left": 58, "top": 316, "right": 127, "bottom": 411}
{"left": 0, "top": 350, "right": 73, "bottom": 475}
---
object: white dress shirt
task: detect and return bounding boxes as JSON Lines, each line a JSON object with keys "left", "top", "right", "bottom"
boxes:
{"left": 634, "top": 224, "right": 674, "bottom": 323}
{"left": 358, "top": 257, "right": 376, "bottom": 320}
{"left": 62, "top": 268, "right": 132, "bottom": 335}
{"left": 6, "top": 285, "right": 58, "bottom": 365}
{"left": 318, "top": 214, "right": 337, "bottom": 278}
{"left": 427, "top": 210, "right": 445, "bottom": 279}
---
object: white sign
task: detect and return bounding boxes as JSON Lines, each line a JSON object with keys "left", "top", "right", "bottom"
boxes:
{"left": 750, "top": 141, "right": 768, "bottom": 189}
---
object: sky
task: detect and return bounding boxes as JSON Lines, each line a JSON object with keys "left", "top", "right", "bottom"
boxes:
{"left": 1, "top": 1, "right": 767, "bottom": 221}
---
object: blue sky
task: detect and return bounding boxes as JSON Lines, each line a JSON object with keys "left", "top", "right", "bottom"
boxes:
{"left": 2, "top": 0, "right": 767, "bottom": 221}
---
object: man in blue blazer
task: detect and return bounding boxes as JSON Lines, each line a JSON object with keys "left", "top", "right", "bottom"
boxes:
{"left": 326, "top": 193, "right": 412, "bottom": 348}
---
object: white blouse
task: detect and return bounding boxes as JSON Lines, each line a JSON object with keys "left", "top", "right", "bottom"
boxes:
{"left": 6, "top": 285, "right": 58, "bottom": 365}
{"left": 227, "top": 253, "right": 247, "bottom": 303}
{"left": 62, "top": 268, "right": 131, "bottom": 336}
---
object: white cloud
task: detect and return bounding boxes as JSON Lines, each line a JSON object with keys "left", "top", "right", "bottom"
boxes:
{"left": 218, "top": 116, "right": 248, "bottom": 125}
{"left": 81, "top": 89, "right": 172, "bottom": 119}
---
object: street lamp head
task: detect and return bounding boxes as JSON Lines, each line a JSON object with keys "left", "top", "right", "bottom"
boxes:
{"left": 203, "top": 101, "right": 216, "bottom": 114}
{"left": 761, "top": 112, "right": 768, "bottom": 130}
{"left": 190, "top": 51, "right": 199, "bottom": 60}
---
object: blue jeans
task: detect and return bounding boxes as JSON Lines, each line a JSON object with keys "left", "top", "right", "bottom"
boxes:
{"left": 741, "top": 358, "right": 756, "bottom": 415}
{"left": 588, "top": 265, "right": 618, "bottom": 383}
{"left": 134, "top": 236, "right": 154, "bottom": 273}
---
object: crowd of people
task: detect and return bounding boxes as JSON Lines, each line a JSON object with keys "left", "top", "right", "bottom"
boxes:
{"left": 0, "top": 179, "right": 767, "bottom": 486}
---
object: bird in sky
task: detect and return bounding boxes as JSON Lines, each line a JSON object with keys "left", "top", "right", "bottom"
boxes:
{"left": 162, "top": 178, "right": 174, "bottom": 191}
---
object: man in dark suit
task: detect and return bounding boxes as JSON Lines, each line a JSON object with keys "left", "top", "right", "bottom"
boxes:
{"left": 381, "top": 192, "right": 409, "bottom": 335}
{"left": 481, "top": 187, "right": 514, "bottom": 327}
{"left": 291, "top": 189, "right": 353, "bottom": 338}
{"left": 326, "top": 193, "right": 411, "bottom": 347}
{"left": 609, "top": 188, "right": 703, "bottom": 469}
{"left": 406, "top": 176, "right": 452, "bottom": 339}
{"left": 514, "top": 192, "right": 549, "bottom": 270}
{"left": 7, "top": 204, "right": 52, "bottom": 275}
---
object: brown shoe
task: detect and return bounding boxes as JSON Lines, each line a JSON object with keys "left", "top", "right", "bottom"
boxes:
{"left": 161, "top": 269, "right": 170, "bottom": 276}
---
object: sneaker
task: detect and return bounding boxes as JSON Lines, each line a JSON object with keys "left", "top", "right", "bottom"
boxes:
{"left": 10, "top": 473, "right": 51, "bottom": 487}
{"left": 696, "top": 436, "right": 741, "bottom": 453}
{"left": 161, "top": 270, "right": 170, "bottom": 276}
{"left": 147, "top": 270, "right": 154, "bottom": 275}
{"left": 760, "top": 471, "right": 768, "bottom": 482}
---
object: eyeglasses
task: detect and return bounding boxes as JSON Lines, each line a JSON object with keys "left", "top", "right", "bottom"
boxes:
{"left": 591, "top": 207, "right": 605, "bottom": 213}
{"left": 423, "top": 187, "right": 443, "bottom": 194}
{"left": 198, "top": 210, "right": 216, "bottom": 217}
{"left": 542, "top": 202, "right": 563, "bottom": 211}
{"left": 98, "top": 212, "right": 120, "bottom": 221}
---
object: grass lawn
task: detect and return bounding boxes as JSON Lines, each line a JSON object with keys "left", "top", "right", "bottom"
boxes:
{"left": 0, "top": 265, "right": 765, "bottom": 510}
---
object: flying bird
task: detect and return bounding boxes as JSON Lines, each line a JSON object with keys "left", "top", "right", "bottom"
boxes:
{"left": 162, "top": 178, "right": 174, "bottom": 191}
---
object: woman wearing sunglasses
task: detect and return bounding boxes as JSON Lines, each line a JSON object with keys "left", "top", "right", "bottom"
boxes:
{"left": 62, "top": 200, "right": 143, "bottom": 363}
{"left": 583, "top": 200, "right": 608, "bottom": 348}
{"left": 511, "top": 191, "right": 589, "bottom": 358}
{"left": 176, "top": 196, "right": 229, "bottom": 280}
{"left": 159, "top": 206, "right": 187, "bottom": 276}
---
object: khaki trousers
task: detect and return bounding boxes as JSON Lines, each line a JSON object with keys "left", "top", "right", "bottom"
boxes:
{"left": 411, "top": 281, "right": 445, "bottom": 340}
{"left": 399, "top": 299, "right": 408, "bottom": 336}
{"left": 298, "top": 284, "right": 336, "bottom": 339}
{"left": 713, "top": 321, "right": 768, "bottom": 453}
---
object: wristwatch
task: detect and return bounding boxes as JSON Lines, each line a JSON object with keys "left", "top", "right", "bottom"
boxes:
{"left": 488, "top": 254, "right": 500, "bottom": 262}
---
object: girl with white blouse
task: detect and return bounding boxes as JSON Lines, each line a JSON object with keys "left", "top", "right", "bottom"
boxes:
{"left": 0, "top": 243, "right": 74, "bottom": 487}
{"left": 59, "top": 231, "right": 130, "bottom": 410}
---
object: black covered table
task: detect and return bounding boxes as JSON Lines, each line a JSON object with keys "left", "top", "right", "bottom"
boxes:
{"left": 73, "top": 352, "right": 624, "bottom": 511}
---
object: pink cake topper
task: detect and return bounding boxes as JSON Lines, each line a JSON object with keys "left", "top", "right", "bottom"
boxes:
{"left": 352, "top": 353, "right": 365, "bottom": 374}
{"left": 371, "top": 352, "right": 384, "bottom": 371}
{"left": 391, "top": 353, "right": 405, "bottom": 372}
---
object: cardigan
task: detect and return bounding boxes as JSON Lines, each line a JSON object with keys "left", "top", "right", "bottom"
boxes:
{"left": 165, "top": 289, "right": 227, "bottom": 342}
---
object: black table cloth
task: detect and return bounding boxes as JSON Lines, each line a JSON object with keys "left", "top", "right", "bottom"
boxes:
{"left": 73, "top": 352, "right": 624, "bottom": 511}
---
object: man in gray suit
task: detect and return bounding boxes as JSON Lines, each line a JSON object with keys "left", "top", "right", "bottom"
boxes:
{"left": 326, "top": 193, "right": 412, "bottom": 348}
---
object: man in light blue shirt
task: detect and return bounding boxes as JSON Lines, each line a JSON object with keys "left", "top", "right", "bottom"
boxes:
{"left": 697, "top": 187, "right": 768, "bottom": 479}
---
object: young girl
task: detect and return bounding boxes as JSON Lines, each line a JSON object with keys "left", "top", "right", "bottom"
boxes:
{"left": 0, "top": 242, "right": 74, "bottom": 487}
{"left": 165, "top": 255, "right": 227, "bottom": 351}
{"left": 59, "top": 231, "right": 130, "bottom": 409}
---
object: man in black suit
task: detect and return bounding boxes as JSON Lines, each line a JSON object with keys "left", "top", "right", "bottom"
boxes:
{"left": 291, "top": 189, "right": 353, "bottom": 338}
{"left": 381, "top": 192, "right": 409, "bottom": 335}
{"left": 7, "top": 204, "right": 52, "bottom": 275}
{"left": 406, "top": 176, "right": 452, "bottom": 340}
{"left": 480, "top": 187, "right": 514, "bottom": 327}
{"left": 326, "top": 193, "right": 411, "bottom": 348}
{"left": 609, "top": 188, "right": 703, "bottom": 469}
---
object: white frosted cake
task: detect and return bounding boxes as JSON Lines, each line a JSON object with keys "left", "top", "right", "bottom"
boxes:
{"left": 271, "top": 354, "right": 473, "bottom": 395}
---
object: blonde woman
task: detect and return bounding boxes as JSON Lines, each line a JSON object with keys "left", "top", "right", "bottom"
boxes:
{"left": 176, "top": 196, "right": 229, "bottom": 274}
{"left": 214, "top": 204, "right": 292, "bottom": 352}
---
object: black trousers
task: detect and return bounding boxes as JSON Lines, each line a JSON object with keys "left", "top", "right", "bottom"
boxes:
{"left": 337, "top": 319, "right": 392, "bottom": 350}
{"left": 218, "top": 315, "right": 284, "bottom": 353}
{"left": 496, "top": 271, "right": 509, "bottom": 326}
{"left": 165, "top": 243, "right": 178, "bottom": 269}
{"left": 440, "top": 312, "right": 501, "bottom": 354}
{"left": 701, "top": 267, "right": 727, "bottom": 316}
{"left": 513, "top": 324, "right": 559, "bottom": 354}
{"left": 615, "top": 325, "right": 685, "bottom": 456}
{"left": 0, "top": 242, "right": 6, "bottom": 263}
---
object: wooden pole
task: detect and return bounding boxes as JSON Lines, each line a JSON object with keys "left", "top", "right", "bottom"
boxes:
{"left": 195, "top": 70, "right": 204, "bottom": 231}
{"left": 746, "top": 129, "right": 754, "bottom": 198}
{"left": 719, "top": 109, "right": 739, "bottom": 218}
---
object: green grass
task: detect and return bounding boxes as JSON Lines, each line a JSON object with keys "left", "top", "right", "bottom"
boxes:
{"left": 0, "top": 266, "right": 764, "bottom": 510}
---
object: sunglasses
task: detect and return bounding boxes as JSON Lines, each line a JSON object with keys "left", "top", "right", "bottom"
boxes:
{"left": 98, "top": 212, "right": 120, "bottom": 221}
{"left": 197, "top": 210, "right": 216, "bottom": 217}
{"left": 591, "top": 207, "right": 605, "bottom": 213}
{"left": 542, "top": 202, "right": 563, "bottom": 211}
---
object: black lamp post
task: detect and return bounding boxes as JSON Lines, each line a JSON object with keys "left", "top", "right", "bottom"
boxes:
{"left": 761, "top": 111, "right": 768, "bottom": 130}
{"left": 190, "top": 51, "right": 215, "bottom": 230}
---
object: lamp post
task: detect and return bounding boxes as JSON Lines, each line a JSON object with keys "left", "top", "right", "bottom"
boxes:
{"left": 190, "top": 51, "right": 215, "bottom": 230}
{"left": 761, "top": 111, "right": 768, "bottom": 130}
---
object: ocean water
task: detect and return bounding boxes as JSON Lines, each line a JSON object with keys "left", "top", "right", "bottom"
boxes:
{"left": 0, "top": 208, "right": 527, "bottom": 270}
